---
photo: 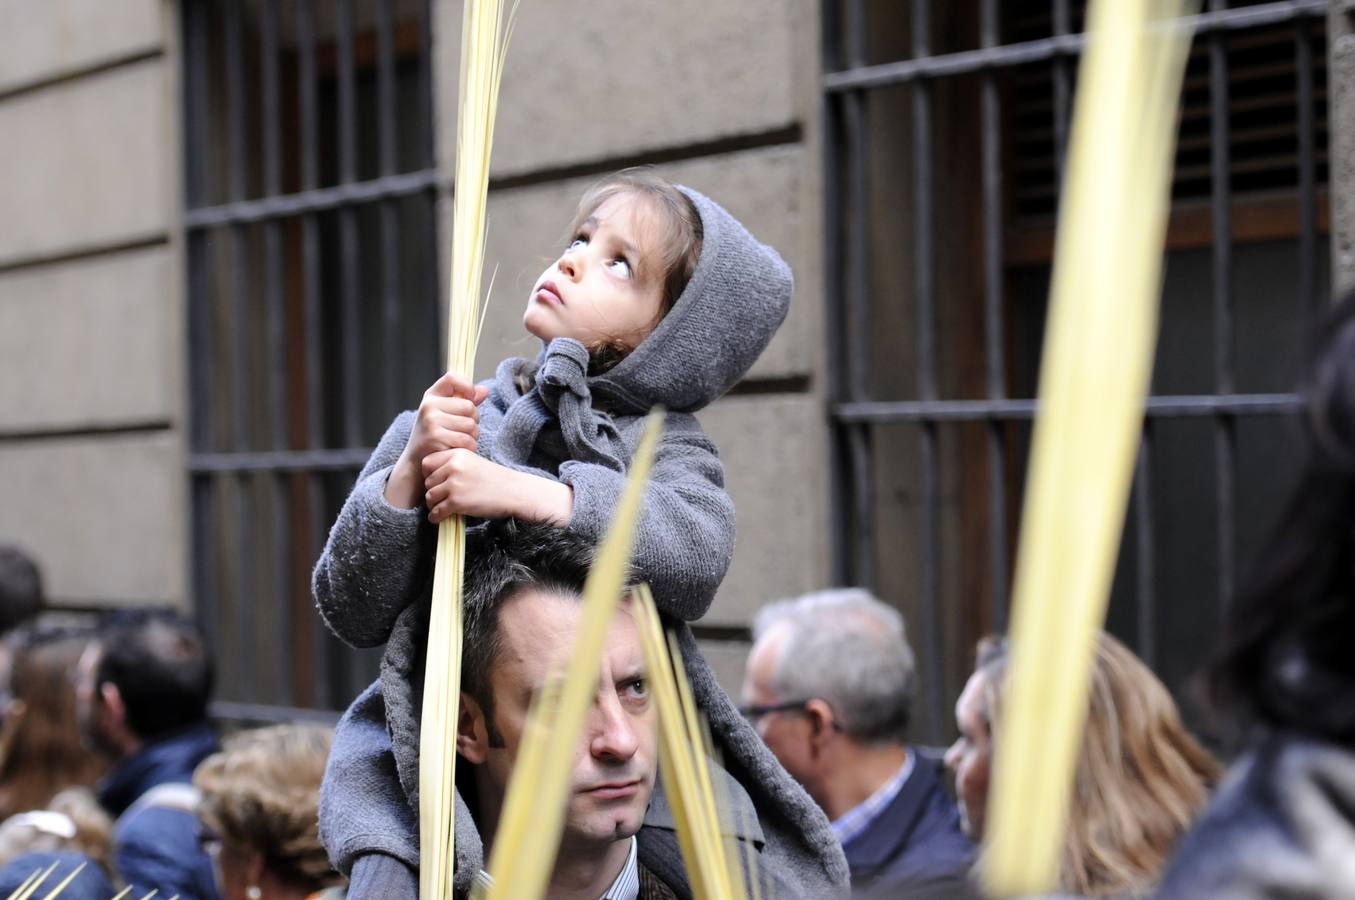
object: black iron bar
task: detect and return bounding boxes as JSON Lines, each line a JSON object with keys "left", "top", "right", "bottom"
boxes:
{"left": 417, "top": 0, "right": 435, "bottom": 171}
{"left": 1134, "top": 425, "right": 1157, "bottom": 668}
{"left": 834, "top": 393, "right": 1303, "bottom": 423}
{"left": 337, "top": 0, "right": 363, "bottom": 449}
{"left": 300, "top": 0, "right": 333, "bottom": 709}
{"left": 377, "top": 1, "right": 403, "bottom": 416}
{"left": 845, "top": 88, "right": 871, "bottom": 404}
{"left": 848, "top": 425, "right": 876, "bottom": 595}
{"left": 1209, "top": 1, "right": 1236, "bottom": 614}
{"left": 823, "top": 0, "right": 1326, "bottom": 93}
{"left": 225, "top": 0, "right": 256, "bottom": 703}
{"left": 190, "top": 448, "right": 376, "bottom": 473}
{"left": 183, "top": 0, "right": 217, "bottom": 659}
{"left": 1296, "top": 21, "right": 1319, "bottom": 322}
{"left": 210, "top": 700, "right": 343, "bottom": 726}
{"left": 261, "top": 0, "right": 293, "bottom": 707}
{"left": 822, "top": 0, "right": 852, "bottom": 586}
{"left": 184, "top": 171, "right": 441, "bottom": 228}
{"left": 1052, "top": 0, "right": 1071, "bottom": 179}
{"left": 848, "top": 0, "right": 865, "bottom": 67}
{"left": 981, "top": 0, "right": 1009, "bottom": 627}
{"left": 913, "top": 0, "right": 944, "bottom": 743}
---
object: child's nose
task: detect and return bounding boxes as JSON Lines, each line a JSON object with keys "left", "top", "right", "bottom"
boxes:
{"left": 558, "top": 251, "right": 580, "bottom": 279}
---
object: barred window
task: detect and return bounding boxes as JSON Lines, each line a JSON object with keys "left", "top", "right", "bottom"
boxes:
{"left": 823, "top": 0, "right": 1329, "bottom": 740}
{"left": 182, "top": 0, "right": 440, "bottom": 715}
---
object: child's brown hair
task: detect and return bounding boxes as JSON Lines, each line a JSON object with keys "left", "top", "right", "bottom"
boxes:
{"left": 567, "top": 169, "right": 703, "bottom": 374}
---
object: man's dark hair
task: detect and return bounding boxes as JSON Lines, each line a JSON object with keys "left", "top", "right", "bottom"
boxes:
{"left": 0, "top": 546, "right": 43, "bottom": 634}
{"left": 459, "top": 520, "right": 627, "bottom": 743}
{"left": 94, "top": 609, "right": 214, "bottom": 741}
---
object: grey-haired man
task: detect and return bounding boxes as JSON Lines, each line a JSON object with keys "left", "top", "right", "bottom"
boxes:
{"left": 741, "top": 589, "right": 973, "bottom": 895}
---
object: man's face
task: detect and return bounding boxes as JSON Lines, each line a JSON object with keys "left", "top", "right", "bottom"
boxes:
{"left": 740, "top": 625, "right": 819, "bottom": 799}
{"left": 944, "top": 670, "right": 992, "bottom": 839}
{"left": 468, "top": 588, "right": 658, "bottom": 849}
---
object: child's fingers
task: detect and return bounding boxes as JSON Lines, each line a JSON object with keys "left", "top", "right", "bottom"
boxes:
{"left": 422, "top": 449, "right": 453, "bottom": 482}
{"left": 427, "top": 371, "right": 480, "bottom": 401}
{"left": 419, "top": 432, "right": 476, "bottom": 475}
{"left": 417, "top": 396, "right": 480, "bottom": 424}
{"left": 425, "top": 480, "right": 449, "bottom": 510}
{"left": 428, "top": 411, "right": 480, "bottom": 441}
{"left": 421, "top": 445, "right": 477, "bottom": 485}
{"left": 473, "top": 384, "right": 490, "bottom": 406}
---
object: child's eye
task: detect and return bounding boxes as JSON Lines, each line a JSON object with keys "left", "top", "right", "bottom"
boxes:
{"left": 567, "top": 235, "right": 587, "bottom": 251}
{"left": 608, "top": 257, "right": 632, "bottom": 278}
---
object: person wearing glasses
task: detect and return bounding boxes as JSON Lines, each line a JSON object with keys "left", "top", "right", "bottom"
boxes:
{"left": 741, "top": 589, "right": 972, "bottom": 896}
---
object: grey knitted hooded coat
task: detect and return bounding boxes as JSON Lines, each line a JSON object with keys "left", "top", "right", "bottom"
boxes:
{"left": 313, "top": 186, "right": 849, "bottom": 897}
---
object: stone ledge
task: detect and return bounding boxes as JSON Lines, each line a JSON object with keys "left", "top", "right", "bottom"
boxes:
{"left": 0, "top": 0, "right": 163, "bottom": 97}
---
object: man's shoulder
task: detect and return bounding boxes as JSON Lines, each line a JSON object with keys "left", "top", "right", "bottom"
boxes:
{"left": 845, "top": 751, "right": 973, "bottom": 889}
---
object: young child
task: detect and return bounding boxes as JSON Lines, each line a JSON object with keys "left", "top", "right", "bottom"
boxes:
{"left": 314, "top": 172, "right": 846, "bottom": 897}
{"left": 314, "top": 170, "right": 787, "bottom": 644}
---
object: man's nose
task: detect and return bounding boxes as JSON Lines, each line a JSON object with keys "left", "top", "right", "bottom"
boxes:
{"left": 589, "top": 694, "right": 639, "bottom": 762}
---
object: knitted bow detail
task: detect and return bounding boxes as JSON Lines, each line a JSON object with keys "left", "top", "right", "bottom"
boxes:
{"left": 499, "top": 338, "right": 627, "bottom": 473}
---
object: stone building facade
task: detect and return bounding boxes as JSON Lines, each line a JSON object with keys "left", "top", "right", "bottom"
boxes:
{"left": 0, "top": 1, "right": 1347, "bottom": 735}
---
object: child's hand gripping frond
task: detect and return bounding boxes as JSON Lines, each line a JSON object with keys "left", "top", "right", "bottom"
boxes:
{"left": 385, "top": 372, "right": 489, "bottom": 510}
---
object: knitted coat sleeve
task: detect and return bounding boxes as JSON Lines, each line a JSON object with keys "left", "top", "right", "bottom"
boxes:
{"left": 312, "top": 411, "right": 435, "bottom": 648}
{"left": 557, "top": 412, "right": 734, "bottom": 622}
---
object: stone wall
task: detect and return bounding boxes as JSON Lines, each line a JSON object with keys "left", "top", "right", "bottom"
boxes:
{"left": 0, "top": 0, "right": 187, "bottom": 609}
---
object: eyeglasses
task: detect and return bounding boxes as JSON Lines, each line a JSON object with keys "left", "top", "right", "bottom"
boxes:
{"left": 737, "top": 699, "right": 814, "bottom": 723}
{"left": 739, "top": 698, "right": 848, "bottom": 733}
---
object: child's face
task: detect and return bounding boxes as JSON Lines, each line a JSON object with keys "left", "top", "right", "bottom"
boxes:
{"left": 524, "top": 191, "right": 667, "bottom": 353}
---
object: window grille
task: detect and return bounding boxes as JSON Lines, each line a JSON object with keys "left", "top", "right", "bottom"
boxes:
{"left": 182, "top": 0, "right": 440, "bottom": 715}
{"left": 823, "top": 0, "right": 1329, "bottom": 742}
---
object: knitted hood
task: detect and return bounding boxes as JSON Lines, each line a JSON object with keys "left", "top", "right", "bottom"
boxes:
{"left": 586, "top": 185, "right": 792, "bottom": 415}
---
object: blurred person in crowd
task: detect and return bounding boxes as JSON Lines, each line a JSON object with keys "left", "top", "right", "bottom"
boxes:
{"left": 946, "top": 633, "right": 1219, "bottom": 898}
{"left": 1156, "top": 297, "right": 1355, "bottom": 898}
{"left": 195, "top": 723, "right": 344, "bottom": 900}
{"left": 77, "top": 608, "right": 219, "bottom": 900}
{"left": 0, "top": 850, "right": 116, "bottom": 900}
{"left": 0, "top": 545, "right": 43, "bottom": 636}
{"left": 742, "top": 589, "right": 973, "bottom": 894}
{"left": 0, "top": 787, "right": 117, "bottom": 881}
{"left": 0, "top": 624, "right": 109, "bottom": 820}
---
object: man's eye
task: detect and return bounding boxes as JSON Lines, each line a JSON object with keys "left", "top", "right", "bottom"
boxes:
{"left": 624, "top": 678, "right": 648, "bottom": 699}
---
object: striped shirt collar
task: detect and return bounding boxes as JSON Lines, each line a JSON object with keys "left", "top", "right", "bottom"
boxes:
{"left": 473, "top": 835, "right": 640, "bottom": 900}
{"left": 830, "top": 751, "right": 916, "bottom": 847}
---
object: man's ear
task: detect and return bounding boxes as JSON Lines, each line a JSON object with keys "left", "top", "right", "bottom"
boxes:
{"left": 456, "top": 692, "right": 489, "bottom": 764}
{"left": 804, "top": 698, "right": 837, "bottom": 752}
{"left": 99, "top": 682, "right": 126, "bottom": 727}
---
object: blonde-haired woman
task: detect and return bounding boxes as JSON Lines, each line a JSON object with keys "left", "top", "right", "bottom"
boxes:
{"left": 194, "top": 723, "right": 344, "bottom": 900}
{"left": 943, "top": 632, "right": 1220, "bottom": 898}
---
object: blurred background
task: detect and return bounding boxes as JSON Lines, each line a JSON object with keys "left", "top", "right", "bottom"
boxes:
{"left": 0, "top": 0, "right": 1346, "bottom": 744}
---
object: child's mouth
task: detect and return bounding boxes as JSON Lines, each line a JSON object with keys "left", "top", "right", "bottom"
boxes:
{"left": 535, "top": 281, "right": 564, "bottom": 306}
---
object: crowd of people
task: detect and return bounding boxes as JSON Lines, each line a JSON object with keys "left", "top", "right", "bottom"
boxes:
{"left": 0, "top": 581, "right": 340, "bottom": 900}
{"left": 0, "top": 170, "right": 1353, "bottom": 899}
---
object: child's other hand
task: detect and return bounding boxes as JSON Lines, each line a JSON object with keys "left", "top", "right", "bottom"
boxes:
{"left": 423, "top": 451, "right": 573, "bottom": 527}
{"left": 385, "top": 373, "right": 490, "bottom": 510}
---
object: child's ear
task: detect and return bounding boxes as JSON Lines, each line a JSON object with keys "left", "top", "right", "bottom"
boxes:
{"left": 456, "top": 692, "right": 489, "bottom": 764}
